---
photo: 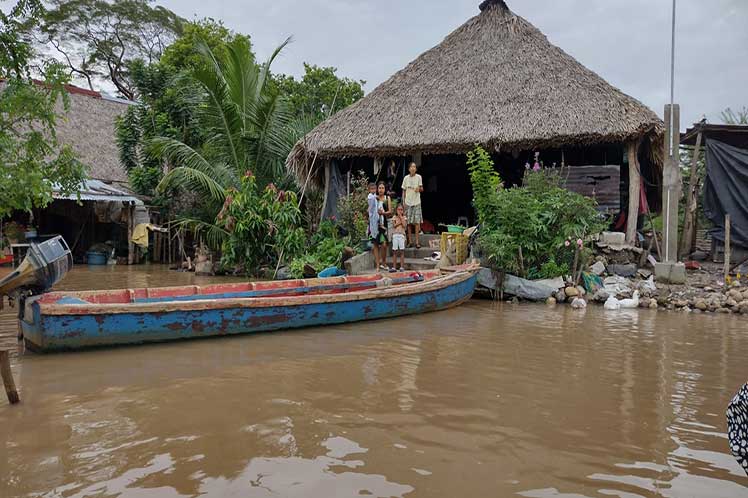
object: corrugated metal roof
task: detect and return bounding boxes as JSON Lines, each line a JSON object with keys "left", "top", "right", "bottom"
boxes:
{"left": 53, "top": 180, "right": 144, "bottom": 205}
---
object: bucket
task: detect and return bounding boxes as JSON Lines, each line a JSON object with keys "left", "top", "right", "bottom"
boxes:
{"left": 87, "top": 251, "right": 108, "bottom": 265}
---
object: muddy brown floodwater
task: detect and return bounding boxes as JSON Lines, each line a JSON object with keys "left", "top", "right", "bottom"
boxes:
{"left": 1, "top": 265, "right": 747, "bottom": 497}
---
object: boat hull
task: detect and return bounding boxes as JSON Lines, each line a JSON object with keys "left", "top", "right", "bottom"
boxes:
{"left": 22, "top": 272, "right": 477, "bottom": 352}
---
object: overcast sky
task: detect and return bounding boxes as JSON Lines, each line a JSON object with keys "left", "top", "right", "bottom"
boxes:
{"left": 7, "top": 0, "right": 741, "bottom": 128}
{"left": 155, "top": 0, "right": 746, "bottom": 129}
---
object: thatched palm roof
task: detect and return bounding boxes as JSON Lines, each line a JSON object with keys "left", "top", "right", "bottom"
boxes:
{"left": 54, "top": 85, "right": 133, "bottom": 186}
{"left": 1, "top": 81, "right": 132, "bottom": 186}
{"left": 289, "top": 0, "right": 663, "bottom": 180}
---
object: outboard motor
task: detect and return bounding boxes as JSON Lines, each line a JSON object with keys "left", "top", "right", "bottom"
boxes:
{"left": 0, "top": 236, "right": 73, "bottom": 300}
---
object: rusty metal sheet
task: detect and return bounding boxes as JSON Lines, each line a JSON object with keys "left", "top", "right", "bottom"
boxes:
{"left": 561, "top": 165, "right": 621, "bottom": 212}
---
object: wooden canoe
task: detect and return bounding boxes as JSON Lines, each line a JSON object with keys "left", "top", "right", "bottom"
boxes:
{"left": 20, "top": 266, "right": 479, "bottom": 352}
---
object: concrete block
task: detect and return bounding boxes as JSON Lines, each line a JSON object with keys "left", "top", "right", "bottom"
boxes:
{"left": 607, "top": 263, "right": 637, "bottom": 277}
{"left": 344, "top": 251, "right": 375, "bottom": 275}
{"left": 654, "top": 262, "right": 687, "bottom": 284}
{"left": 600, "top": 231, "right": 625, "bottom": 246}
{"left": 590, "top": 261, "right": 606, "bottom": 275}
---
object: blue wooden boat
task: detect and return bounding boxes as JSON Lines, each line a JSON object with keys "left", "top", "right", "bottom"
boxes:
{"left": 20, "top": 266, "right": 478, "bottom": 352}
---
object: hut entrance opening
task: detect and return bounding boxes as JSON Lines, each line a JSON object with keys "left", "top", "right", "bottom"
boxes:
{"left": 325, "top": 141, "right": 659, "bottom": 236}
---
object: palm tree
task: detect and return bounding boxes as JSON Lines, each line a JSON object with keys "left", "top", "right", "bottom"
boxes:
{"left": 150, "top": 37, "right": 308, "bottom": 247}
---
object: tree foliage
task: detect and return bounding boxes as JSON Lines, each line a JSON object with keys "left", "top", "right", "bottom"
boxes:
{"left": 115, "top": 60, "right": 201, "bottom": 197}
{"left": 153, "top": 37, "right": 299, "bottom": 197}
{"left": 275, "top": 63, "right": 364, "bottom": 122}
{"left": 1, "top": 0, "right": 45, "bottom": 77}
{"left": 721, "top": 106, "right": 748, "bottom": 125}
{"left": 160, "top": 18, "right": 252, "bottom": 73}
{"left": 115, "top": 19, "right": 250, "bottom": 199}
{"left": 37, "top": 0, "right": 183, "bottom": 99}
{"left": 149, "top": 37, "right": 314, "bottom": 249}
{"left": 0, "top": 1, "right": 86, "bottom": 218}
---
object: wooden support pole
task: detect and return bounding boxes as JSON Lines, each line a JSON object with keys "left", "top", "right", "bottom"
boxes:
{"left": 319, "top": 161, "right": 332, "bottom": 225}
{"left": 154, "top": 221, "right": 161, "bottom": 263}
{"left": 0, "top": 350, "right": 19, "bottom": 404}
{"left": 680, "top": 131, "right": 703, "bottom": 259}
{"left": 724, "top": 214, "right": 731, "bottom": 280}
{"left": 127, "top": 203, "right": 135, "bottom": 265}
{"left": 626, "top": 140, "right": 642, "bottom": 245}
{"left": 168, "top": 213, "right": 173, "bottom": 265}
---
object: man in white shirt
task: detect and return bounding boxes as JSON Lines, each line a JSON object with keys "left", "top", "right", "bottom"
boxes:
{"left": 401, "top": 162, "right": 424, "bottom": 248}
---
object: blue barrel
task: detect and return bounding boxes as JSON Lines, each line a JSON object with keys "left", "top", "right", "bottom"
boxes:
{"left": 86, "top": 251, "right": 107, "bottom": 265}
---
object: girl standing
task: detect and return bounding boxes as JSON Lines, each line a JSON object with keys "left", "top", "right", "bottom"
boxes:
{"left": 391, "top": 204, "right": 407, "bottom": 271}
{"left": 375, "top": 182, "right": 392, "bottom": 271}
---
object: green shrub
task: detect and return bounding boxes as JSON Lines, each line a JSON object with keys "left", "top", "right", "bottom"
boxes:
{"left": 467, "top": 146, "right": 501, "bottom": 225}
{"left": 218, "top": 172, "right": 306, "bottom": 274}
{"left": 289, "top": 218, "right": 353, "bottom": 278}
{"left": 336, "top": 170, "right": 370, "bottom": 242}
{"left": 468, "top": 145, "right": 606, "bottom": 278}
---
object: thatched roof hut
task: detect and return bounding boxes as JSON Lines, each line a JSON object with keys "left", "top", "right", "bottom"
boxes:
{"left": 288, "top": 0, "right": 663, "bottom": 184}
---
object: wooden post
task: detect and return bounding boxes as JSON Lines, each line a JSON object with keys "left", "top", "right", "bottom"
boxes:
{"left": 0, "top": 350, "right": 19, "bottom": 404}
{"left": 680, "top": 131, "right": 703, "bottom": 258}
{"left": 154, "top": 214, "right": 161, "bottom": 263}
{"left": 724, "top": 214, "right": 731, "bottom": 280}
{"left": 167, "top": 212, "right": 173, "bottom": 265}
{"left": 319, "top": 161, "right": 332, "bottom": 225}
{"left": 626, "top": 140, "right": 642, "bottom": 245}
{"left": 127, "top": 203, "right": 135, "bottom": 265}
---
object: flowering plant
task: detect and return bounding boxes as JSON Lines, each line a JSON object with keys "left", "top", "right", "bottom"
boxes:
{"left": 218, "top": 172, "right": 306, "bottom": 274}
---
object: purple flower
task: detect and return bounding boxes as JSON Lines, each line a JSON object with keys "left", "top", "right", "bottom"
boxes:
{"left": 533, "top": 163, "right": 541, "bottom": 172}
{"left": 577, "top": 238, "right": 583, "bottom": 247}
{"left": 564, "top": 240, "right": 571, "bottom": 247}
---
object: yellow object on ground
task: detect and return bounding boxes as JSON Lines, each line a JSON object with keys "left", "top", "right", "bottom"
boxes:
{"left": 440, "top": 232, "right": 469, "bottom": 266}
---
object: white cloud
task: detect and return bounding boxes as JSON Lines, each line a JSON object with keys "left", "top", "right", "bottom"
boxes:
{"left": 134, "top": 0, "right": 748, "bottom": 127}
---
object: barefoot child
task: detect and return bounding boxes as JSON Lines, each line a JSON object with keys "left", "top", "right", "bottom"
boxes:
{"left": 401, "top": 162, "right": 424, "bottom": 248}
{"left": 391, "top": 204, "right": 407, "bottom": 271}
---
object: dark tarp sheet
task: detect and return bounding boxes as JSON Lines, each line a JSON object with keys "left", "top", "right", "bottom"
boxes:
{"left": 321, "top": 161, "right": 345, "bottom": 220}
{"left": 704, "top": 139, "right": 748, "bottom": 248}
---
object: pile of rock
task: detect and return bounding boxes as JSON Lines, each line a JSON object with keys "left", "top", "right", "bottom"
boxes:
{"left": 547, "top": 285, "right": 586, "bottom": 305}
{"left": 644, "top": 283, "right": 748, "bottom": 314}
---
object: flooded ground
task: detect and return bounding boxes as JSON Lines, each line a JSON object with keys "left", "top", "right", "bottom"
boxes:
{"left": 1, "top": 265, "right": 747, "bottom": 497}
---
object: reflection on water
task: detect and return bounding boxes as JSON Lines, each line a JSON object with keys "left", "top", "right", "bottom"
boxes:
{"left": 1, "top": 266, "right": 747, "bottom": 497}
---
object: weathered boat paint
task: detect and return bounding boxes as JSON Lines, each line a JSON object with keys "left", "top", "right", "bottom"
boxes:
{"left": 21, "top": 268, "right": 478, "bottom": 352}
